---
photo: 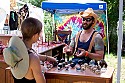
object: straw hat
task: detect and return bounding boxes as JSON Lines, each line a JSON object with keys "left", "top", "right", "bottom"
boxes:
{"left": 79, "top": 8, "right": 98, "bottom": 27}
{"left": 3, "top": 36, "right": 29, "bottom": 79}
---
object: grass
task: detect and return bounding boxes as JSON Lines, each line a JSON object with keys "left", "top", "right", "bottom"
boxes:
{"left": 105, "top": 53, "right": 125, "bottom": 83}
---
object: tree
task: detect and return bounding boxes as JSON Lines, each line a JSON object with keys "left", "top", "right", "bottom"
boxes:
{"left": 22, "top": 0, "right": 45, "bottom": 7}
{"left": 29, "top": 0, "right": 44, "bottom": 7}
{"left": 103, "top": 0, "right": 125, "bottom": 54}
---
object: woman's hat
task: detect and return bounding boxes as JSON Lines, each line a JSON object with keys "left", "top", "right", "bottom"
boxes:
{"left": 3, "top": 36, "right": 29, "bottom": 79}
{"left": 79, "top": 8, "right": 98, "bottom": 27}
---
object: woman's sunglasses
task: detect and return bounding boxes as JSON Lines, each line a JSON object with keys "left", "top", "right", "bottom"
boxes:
{"left": 82, "top": 17, "right": 93, "bottom": 22}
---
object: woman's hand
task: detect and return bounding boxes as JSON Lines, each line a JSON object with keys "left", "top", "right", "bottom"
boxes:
{"left": 46, "top": 56, "right": 57, "bottom": 64}
{"left": 39, "top": 54, "right": 57, "bottom": 63}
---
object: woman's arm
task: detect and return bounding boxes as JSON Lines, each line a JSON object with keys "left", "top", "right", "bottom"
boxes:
{"left": 30, "top": 53, "right": 46, "bottom": 83}
{"left": 38, "top": 54, "right": 57, "bottom": 63}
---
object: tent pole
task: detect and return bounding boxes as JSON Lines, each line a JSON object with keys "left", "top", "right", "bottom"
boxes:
{"left": 117, "top": 0, "right": 123, "bottom": 83}
{"left": 105, "top": 4, "right": 109, "bottom": 56}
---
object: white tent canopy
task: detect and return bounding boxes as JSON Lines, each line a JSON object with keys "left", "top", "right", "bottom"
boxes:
{"left": 0, "top": 0, "right": 10, "bottom": 29}
{"left": 116, "top": 0, "right": 123, "bottom": 83}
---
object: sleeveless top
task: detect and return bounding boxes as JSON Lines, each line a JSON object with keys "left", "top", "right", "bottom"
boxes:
{"left": 13, "top": 49, "right": 36, "bottom": 83}
{"left": 13, "top": 77, "right": 36, "bottom": 83}
{"left": 74, "top": 31, "right": 96, "bottom": 63}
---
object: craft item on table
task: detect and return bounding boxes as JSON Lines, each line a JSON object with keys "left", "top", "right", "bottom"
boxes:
{"left": 53, "top": 62, "right": 58, "bottom": 67}
{"left": 76, "top": 66, "right": 81, "bottom": 71}
{"left": 57, "top": 67, "right": 61, "bottom": 70}
{"left": 97, "top": 65, "right": 101, "bottom": 70}
{"left": 0, "top": 41, "right": 6, "bottom": 54}
{"left": 58, "top": 63, "right": 63, "bottom": 70}
{"left": 47, "top": 64, "right": 53, "bottom": 70}
{"left": 78, "top": 59, "right": 84, "bottom": 66}
{"left": 81, "top": 64, "right": 86, "bottom": 71}
{"left": 84, "top": 63, "right": 89, "bottom": 68}
{"left": 99, "top": 59, "right": 108, "bottom": 68}
{"left": 65, "top": 65, "right": 69, "bottom": 71}
{"left": 89, "top": 60, "right": 96, "bottom": 65}
{"left": 90, "top": 65, "right": 95, "bottom": 71}
{"left": 56, "top": 60, "right": 59, "bottom": 64}
{"left": 95, "top": 70, "right": 101, "bottom": 75}
{"left": 62, "top": 62, "right": 66, "bottom": 67}
{"left": 91, "top": 65, "right": 99, "bottom": 72}
{"left": 81, "top": 63, "right": 89, "bottom": 71}
{"left": 92, "top": 67, "right": 97, "bottom": 73}
{"left": 60, "top": 58, "right": 65, "bottom": 63}
{"left": 88, "top": 64, "right": 93, "bottom": 69}
{"left": 70, "top": 62, "right": 76, "bottom": 68}
{"left": 101, "top": 67, "right": 107, "bottom": 73}
{"left": 65, "top": 61, "right": 68, "bottom": 65}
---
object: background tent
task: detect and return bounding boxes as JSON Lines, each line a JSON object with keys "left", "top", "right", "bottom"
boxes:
{"left": 0, "top": 0, "right": 10, "bottom": 29}
{"left": 42, "top": 0, "right": 125, "bottom": 82}
{"left": 41, "top": 0, "right": 108, "bottom": 47}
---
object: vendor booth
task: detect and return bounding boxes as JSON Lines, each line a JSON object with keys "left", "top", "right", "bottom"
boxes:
{"left": 41, "top": 1, "right": 115, "bottom": 83}
{"left": 41, "top": 0, "right": 108, "bottom": 47}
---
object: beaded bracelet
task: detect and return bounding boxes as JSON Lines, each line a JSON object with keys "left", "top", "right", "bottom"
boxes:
{"left": 85, "top": 51, "right": 89, "bottom": 57}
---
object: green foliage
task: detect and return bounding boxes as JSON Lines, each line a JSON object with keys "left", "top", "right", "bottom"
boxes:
{"left": 22, "top": 0, "right": 45, "bottom": 7}
{"left": 103, "top": 0, "right": 125, "bottom": 54}
{"left": 104, "top": 0, "right": 119, "bottom": 31}
{"left": 43, "top": 11, "right": 54, "bottom": 41}
{"left": 29, "top": 0, "right": 44, "bottom": 7}
{"left": 105, "top": 53, "right": 125, "bottom": 82}
{"left": 21, "top": 0, "right": 29, "bottom": 3}
{"left": 109, "top": 32, "right": 118, "bottom": 54}
{"left": 123, "top": 21, "right": 125, "bottom": 33}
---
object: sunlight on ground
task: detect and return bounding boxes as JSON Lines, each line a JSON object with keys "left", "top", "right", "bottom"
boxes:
{"left": 105, "top": 53, "right": 125, "bottom": 83}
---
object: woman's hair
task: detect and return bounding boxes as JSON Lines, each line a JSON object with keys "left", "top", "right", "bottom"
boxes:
{"left": 21, "top": 17, "right": 42, "bottom": 40}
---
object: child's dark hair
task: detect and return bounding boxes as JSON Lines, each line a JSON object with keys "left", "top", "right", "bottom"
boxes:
{"left": 21, "top": 17, "right": 42, "bottom": 40}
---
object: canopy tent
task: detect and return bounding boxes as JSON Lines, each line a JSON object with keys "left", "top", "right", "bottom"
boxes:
{"left": 41, "top": 0, "right": 108, "bottom": 45}
{"left": 0, "top": 0, "right": 10, "bottom": 29}
{"left": 42, "top": 0, "right": 124, "bottom": 82}
{"left": 41, "top": 0, "right": 106, "bottom": 14}
{"left": 116, "top": 0, "right": 123, "bottom": 83}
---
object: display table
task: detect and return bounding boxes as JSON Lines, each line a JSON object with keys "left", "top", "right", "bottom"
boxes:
{"left": 45, "top": 67, "right": 114, "bottom": 83}
{"left": 0, "top": 34, "right": 64, "bottom": 58}
{"left": 0, "top": 55, "right": 9, "bottom": 83}
{"left": 5, "top": 66, "right": 114, "bottom": 83}
{"left": 34, "top": 43, "right": 65, "bottom": 60}
{"left": 0, "top": 34, "right": 22, "bottom": 45}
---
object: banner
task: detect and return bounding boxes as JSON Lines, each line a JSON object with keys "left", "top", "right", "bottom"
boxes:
{"left": 54, "top": 10, "right": 107, "bottom": 46}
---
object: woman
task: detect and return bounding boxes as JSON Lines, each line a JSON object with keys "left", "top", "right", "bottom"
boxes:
{"left": 3, "top": 17, "right": 56, "bottom": 83}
